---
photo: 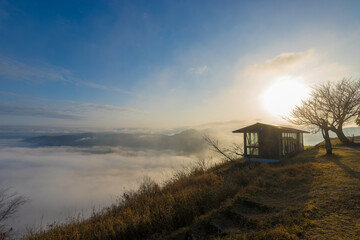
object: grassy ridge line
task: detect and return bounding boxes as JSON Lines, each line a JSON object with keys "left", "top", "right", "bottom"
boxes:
{"left": 316, "top": 136, "right": 360, "bottom": 147}
{"left": 24, "top": 147, "right": 360, "bottom": 239}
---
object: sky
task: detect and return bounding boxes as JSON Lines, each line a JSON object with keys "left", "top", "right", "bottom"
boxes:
{"left": 1, "top": 0, "right": 360, "bottom": 130}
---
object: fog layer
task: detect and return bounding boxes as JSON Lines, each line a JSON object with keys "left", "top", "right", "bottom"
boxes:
{"left": 0, "top": 145, "right": 201, "bottom": 234}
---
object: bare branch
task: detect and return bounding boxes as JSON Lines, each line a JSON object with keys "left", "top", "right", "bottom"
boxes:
{"left": 0, "top": 188, "right": 27, "bottom": 239}
{"left": 285, "top": 78, "right": 360, "bottom": 146}
{"left": 202, "top": 134, "right": 243, "bottom": 161}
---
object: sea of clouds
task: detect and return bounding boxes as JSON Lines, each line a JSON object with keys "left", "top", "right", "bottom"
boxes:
{"left": 0, "top": 143, "right": 207, "bottom": 235}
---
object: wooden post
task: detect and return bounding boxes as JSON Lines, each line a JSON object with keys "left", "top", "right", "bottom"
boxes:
{"left": 243, "top": 132, "right": 247, "bottom": 157}
{"left": 301, "top": 133, "right": 304, "bottom": 150}
{"left": 279, "top": 133, "right": 282, "bottom": 159}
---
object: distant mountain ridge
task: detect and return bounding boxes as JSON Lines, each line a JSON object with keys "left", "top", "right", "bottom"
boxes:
{"left": 15, "top": 125, "right": 360, "bottom": 151}
{"left": 24, "top": 129, "right": 207, "bottom": 154}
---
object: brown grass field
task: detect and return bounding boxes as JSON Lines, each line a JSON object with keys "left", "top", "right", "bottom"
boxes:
{"left": 23, "top": 146, "right": 360, "bottom": 240}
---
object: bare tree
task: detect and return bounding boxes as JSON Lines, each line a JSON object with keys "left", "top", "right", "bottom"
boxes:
{"left": 0, "top": 188, "right": 26, "bottom": 240}
{"left": 356, "top": 114, "right": 360, "bottom": 126}
{"left": 202, "top": 134, "right": 243, "bottom": 162}
{"left": 285, "top": 97, "right": 333, "bottom": 154}
{"left": 313, "top": 78, "right": 360, "bottom": 145}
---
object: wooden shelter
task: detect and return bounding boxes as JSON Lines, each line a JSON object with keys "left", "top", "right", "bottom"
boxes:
{"left": 232, "top": 123, "right": 309, "bottom": 160}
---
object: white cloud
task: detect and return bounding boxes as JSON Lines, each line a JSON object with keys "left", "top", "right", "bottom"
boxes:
{"left": 244, "top": 49, "right": 318, "bottom": 78}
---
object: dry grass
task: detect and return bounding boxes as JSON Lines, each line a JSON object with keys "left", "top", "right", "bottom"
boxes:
{"left": 316, "top": 136, "right": 360, "bottom": 147}
{"left": 166, "top": 147, "right": 360, "bottom": 240}
{"left": 23, "top": 146, "right": 360, "bottom": 240}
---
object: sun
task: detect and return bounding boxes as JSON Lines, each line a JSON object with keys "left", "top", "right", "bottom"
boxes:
{"left": 261, "top": 76, "right": 310, "bottom": 117}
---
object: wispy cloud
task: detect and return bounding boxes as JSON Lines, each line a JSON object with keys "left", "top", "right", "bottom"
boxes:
{"left": 244, "top": 49, "right": 317, "bottom": 76}
{"left": 86, "top": 103, "right": 141, "bottom": 113}
{"left": 243, "top": 49, "right": 353, "bottom": 84}
{"left": 77, "top": 80, "right": 132, "bottom": 95}
{"left": 59, "top": 100, "right": 143, "bottom": 114}
{"left": 0, "top": 92, "right": 143, "bottom": 123}
{"left": 0, "top": 57, "right": 67, "bottom": 82}
{"left": 0, "top": 2, "right": 11, "bottom": 20}
{"left": 0, "top": 91, "right": 19, "bottom": 96}
{"left": 0, "top": 0, "right": 23, "bottom": 29}
{"left": 0, "top": 57, "right": 132, "bottom": 95}
{"left": 188, "top": 65, "right": 208, "bottom": 75}
{"left": 0, "top": 103, "right": 81, "bottom": 120}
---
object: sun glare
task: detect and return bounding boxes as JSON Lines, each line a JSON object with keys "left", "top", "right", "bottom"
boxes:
{"left": 261, "top": 76, "right": 310, "bottom": 117}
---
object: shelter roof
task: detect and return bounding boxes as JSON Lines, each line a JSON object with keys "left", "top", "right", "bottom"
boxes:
{"left": 232, "top": 122, "right": 309, "bottom": 133}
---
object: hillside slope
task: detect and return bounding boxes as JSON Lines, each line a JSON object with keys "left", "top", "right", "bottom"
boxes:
{"left": 24, "top": 147, "right": 360, "bottom": 240}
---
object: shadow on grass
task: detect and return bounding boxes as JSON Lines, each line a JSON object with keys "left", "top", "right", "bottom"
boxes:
{"left": 326, "top": 153, "right": 360, "bottom": 181}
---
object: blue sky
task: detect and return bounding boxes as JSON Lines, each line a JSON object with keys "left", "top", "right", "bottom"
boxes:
{"left": 1, "top": 0, "right": 360, "bottom": 129}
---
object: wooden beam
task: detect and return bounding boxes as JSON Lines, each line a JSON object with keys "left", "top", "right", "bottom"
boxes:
{"left": 243, "top": 132, "right": 247, "bottom": 156}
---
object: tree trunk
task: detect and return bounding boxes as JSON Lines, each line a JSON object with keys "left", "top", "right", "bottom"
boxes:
{"left": 322, "top": 128, "right": 332, "bottom": 155}
{"left": 334, "top": 127, "right": 352, "bottom": 145}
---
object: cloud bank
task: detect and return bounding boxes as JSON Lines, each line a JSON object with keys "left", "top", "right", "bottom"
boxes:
{"left": 0, "top": 145, "right": 202, "bottom": 234}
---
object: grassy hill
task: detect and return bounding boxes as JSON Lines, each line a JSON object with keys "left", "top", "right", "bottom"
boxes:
{"left": 23, "top": 146, "right": 360, "bottom": 240}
